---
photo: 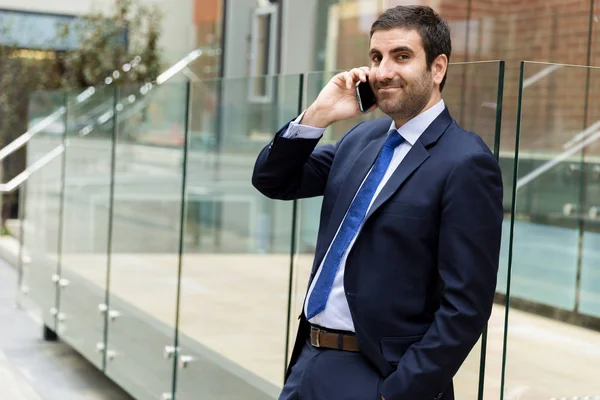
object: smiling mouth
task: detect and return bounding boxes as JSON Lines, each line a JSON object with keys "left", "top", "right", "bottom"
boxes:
{"left": 378, "top": 87, "right": 402, "bottom": 92}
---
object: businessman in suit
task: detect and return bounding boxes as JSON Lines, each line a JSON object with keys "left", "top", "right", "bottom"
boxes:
{"left": 252, "top": 5, "right": 503, "bottom": 400}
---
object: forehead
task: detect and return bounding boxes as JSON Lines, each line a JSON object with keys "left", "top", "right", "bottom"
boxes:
{"left": 369, "top": 28, "right": 424, "bottom": 53}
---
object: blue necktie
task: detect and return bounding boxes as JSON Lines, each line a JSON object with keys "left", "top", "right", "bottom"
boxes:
{"left": 307, "top": 130, "right": 404, "bottom": 319}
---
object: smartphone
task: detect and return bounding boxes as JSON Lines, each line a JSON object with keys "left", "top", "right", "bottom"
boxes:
{"left": 355, "top": 77, "right": 377, "bottom": 113}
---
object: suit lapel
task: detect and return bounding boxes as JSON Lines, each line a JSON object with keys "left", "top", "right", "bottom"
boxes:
{"left": 365, "top": 141, "right": 429, "bottom": 220}
{"left": 311, "top": 108, "right": 453, "bottom": 274}
{"left": 366, "top": 108, "right": 452, "bottom": 218}
{"left": 366, "top": 108, "right": 452, "bottom": 219}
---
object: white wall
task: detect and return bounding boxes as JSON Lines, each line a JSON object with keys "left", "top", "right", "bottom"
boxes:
{"left": 222, "top": 0, "right": 319, "bottom": 77}
{"left": 280, "top": 0, "right": 318, "bottom": 75}
{"left": 223, "top": 0, "right": 256, "bottom": 78}
{"left": 145, "top": 0, "right": 196, "bottom": 64}
{"left": 0, "top": 0, "right": 196, "bottom": 65}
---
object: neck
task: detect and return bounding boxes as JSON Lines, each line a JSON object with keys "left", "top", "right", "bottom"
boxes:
{"left": 392, "top": 93, "right": 442, "bottom": 129}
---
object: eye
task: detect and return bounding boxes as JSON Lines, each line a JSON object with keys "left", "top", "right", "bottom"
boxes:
{"left": 371, "top": 55, "right": 382, "bottom": 63}
{"left": 398, "top": 54, "right": 410, "bottom": 60}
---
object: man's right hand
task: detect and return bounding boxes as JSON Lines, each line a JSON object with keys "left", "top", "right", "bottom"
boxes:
{"left": 301, "top": 67, "right": 377, "bottom": 128}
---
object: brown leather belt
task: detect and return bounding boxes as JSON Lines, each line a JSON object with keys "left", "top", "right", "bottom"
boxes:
{"left": 310, "top": 325, "right": 360, "bottom": 352}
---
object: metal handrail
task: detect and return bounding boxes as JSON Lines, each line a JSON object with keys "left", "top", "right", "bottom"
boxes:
{"left": 562, "top": 119, "right": 600, "bottom": 150}
{"left": 0, "top": 145, "right": 65, "bottom": 193}
{"left": 0, "top": 108, "right": 66, "bottom": 162}
{"left": 0, "top": 55, "right": 145, "bottom": 164}
{"left": 0, "top": 49, "right": 203, "bottom": 193}
{"left": 512, "top": 63, "right": 600, "bottom": 190}
{"left": 521, "top": 64, "right": 563, "bottom": 89}
{"left": 482, "top": 64, "right": 564, "bottom": 111}
{"left": 77, "top": 49, "right": 203, "bottom": 137}
{"left": 516, "top": 124, "right": 600, "bottom": 190}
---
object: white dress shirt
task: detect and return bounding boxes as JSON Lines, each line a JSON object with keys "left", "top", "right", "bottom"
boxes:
{"left": 281, "top": 100, "right": 446, "bottom": 332}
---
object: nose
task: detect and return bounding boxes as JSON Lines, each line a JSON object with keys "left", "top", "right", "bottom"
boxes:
{"left": 375, "top": 58, "right": 395, "bottom": 82}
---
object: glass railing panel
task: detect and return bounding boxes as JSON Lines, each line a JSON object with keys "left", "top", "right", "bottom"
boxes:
{"left": 579, "top": 59, "right": 600, "bottom": 320}
{"left": 503, "top": 62, "right": 600, "bottom": 399}
{"left": 103, "top": 82, "right": 188, "bottom": 400}
{"left": 56, "top": 85, "right": 117, "bottom": 369}
{"left": 445, "top": 61, "right": 506, "bottom": 400}
{"left": 294, "top": 62, "right": 505, "bottom": 400}
{"left": 174, "top": 74, "right": 302, "bottom": 399}
{"left": 20, "top": 89, "right": 67, "bottom": 330}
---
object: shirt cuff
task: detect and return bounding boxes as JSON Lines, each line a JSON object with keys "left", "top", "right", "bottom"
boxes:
{"left": 281, "top": 110, "right": 326, "bottom": 139}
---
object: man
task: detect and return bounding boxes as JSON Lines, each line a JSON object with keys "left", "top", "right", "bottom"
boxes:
{"left": 252, "top": 5, "right": 503, "bottom": 400}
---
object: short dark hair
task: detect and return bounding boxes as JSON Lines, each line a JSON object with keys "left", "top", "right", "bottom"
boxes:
{"left": 370, "top": 5, "right": 451, "bottom": 91}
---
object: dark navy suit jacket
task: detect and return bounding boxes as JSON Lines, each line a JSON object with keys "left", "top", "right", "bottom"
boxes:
{"left": 252, "top": 108, "right": 503, "bottom": 400}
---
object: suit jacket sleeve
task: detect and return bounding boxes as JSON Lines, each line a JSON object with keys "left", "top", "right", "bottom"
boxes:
{"left": 380, "top": 151, "right": 504, "bottom": 400}
{"left": 252, "top": 120, "right": 363, "bottom": 200}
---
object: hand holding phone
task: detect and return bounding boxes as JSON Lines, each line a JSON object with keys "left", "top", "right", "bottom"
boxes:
{"left": 355, "top": 76, "right": 377, "bottom": 113}
{"left": 301, "top": 67, "right": 374, "bottom": 128}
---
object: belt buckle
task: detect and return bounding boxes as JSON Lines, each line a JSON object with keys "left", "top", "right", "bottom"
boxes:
{"left": 310, "top": 326, "right": 321, "bottom": 348}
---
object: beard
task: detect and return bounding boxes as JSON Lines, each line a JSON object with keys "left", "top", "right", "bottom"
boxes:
{"left": 375, "top": 70, "right": 434, "bottom": 121}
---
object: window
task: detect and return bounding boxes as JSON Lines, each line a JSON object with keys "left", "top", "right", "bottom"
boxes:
{"left": 248, "top": 5, "right": 277, "bottom": 103}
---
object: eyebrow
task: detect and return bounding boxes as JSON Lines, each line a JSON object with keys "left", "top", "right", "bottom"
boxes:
{"left": 369, "top": 46, "right": 415, "bottom": 57}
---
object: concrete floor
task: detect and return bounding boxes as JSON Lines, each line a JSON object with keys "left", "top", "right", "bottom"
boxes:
{"left": 53, "top": 252, "right": 600, "bottom": 400}
{"left": 0, "top": 261, "right": 133, "bottom": 400}
{"left": 7, "top": 248, "right": 600, "bottom": 399}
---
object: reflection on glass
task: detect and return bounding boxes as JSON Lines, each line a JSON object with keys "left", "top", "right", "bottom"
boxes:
{"left": 504, "top": 62, "right": 600, "bottom": 398}
{"left": 175, "top": 75, "right": 301, "bottom": 400}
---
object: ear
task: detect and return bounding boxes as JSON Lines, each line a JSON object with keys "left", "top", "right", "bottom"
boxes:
{"left": 432, "top": 54, "right": 448, "bottom": 87}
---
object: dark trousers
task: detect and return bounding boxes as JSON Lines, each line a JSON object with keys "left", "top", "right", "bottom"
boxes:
{"left": 279, "top": 338, "right": 384, "bottom": 400}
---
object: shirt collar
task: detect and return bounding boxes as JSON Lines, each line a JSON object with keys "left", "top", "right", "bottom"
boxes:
{"left": 388, "top": 99, "right": 446, "bottom": 145}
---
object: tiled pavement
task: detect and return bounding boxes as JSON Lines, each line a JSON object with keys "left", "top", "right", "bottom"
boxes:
{"left": 0, "top": 261, "right": 132, "bottom": 400}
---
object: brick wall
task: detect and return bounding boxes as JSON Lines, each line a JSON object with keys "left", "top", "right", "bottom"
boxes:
{"left": 324, "top": 0, "right": 599, "bottom": 155}
{"left": 467, "top": 0, "right": 595, "bottom": 154}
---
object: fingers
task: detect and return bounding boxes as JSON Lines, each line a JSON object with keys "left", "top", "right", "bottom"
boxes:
{"left": 344, "top": 71, "right": 353, "bottom": 89}
{"left": 349, "top": 67, "right": 369, "bottom": 84}
{"left": 333, "top": 67, "right": 370, "bottom": 90}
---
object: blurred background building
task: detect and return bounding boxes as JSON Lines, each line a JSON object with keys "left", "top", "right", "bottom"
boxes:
{"left": 0, "top": 1, "right": 599, "bottom": 400}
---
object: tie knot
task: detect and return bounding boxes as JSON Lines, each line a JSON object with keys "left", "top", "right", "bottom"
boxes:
{"left": 383, "top": 130, "right": 404, "bottom": 149}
